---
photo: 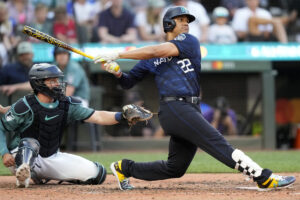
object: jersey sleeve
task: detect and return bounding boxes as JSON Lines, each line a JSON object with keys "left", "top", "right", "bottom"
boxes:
{"left": 118, "top": 60, "right": 150, "bottom": 89}
{"left": 169, "top": 33, "right": 200, "bottom": 59}
{"left": 68, "top": 103, "right": 95, "bottom": 122}
{"left": 0, "top": 101, "right": 31, "bottom": 156}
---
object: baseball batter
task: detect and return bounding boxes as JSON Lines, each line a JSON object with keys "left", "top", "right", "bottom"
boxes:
{"left": 94, "top": 6, "right": 296, "bottom": 190}
{"left": 0, "top": 63, "right": 152, "bottom": 188}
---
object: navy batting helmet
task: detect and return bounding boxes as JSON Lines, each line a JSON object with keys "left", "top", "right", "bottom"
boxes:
{"left": 29, "top": 63, "right": 66, "bottom": 100}
{"left": 163, "top": 6, "right": 195, "bottom": 33}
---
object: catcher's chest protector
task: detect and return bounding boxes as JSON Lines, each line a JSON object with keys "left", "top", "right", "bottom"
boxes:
{"left": 21, "top": 95, "right": 69, "bottom": 157}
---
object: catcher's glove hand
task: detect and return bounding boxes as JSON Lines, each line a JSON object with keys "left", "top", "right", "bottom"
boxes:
{"left": 122, "top": 104, "right": 153, "bottom": 125}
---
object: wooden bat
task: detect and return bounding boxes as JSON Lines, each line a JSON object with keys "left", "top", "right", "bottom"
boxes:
{"left": 22, "top": 25, "right": 94, "bottom": 60}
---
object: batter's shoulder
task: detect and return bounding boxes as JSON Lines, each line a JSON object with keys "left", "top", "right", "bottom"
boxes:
{"left": 174, "top": 33, "right": 198, "bottom": 44}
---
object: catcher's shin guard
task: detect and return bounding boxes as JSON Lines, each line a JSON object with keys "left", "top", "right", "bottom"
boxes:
{"left": 232, "top": 149, "right": 263, "bottom": 179}
{"left": 15, "top": 138, "right": 40, "bottom": 169}
{"left": 15, "top": 138, "right": 40, "bottom": 188}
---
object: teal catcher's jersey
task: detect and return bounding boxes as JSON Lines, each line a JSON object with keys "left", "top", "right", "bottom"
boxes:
{"left": 0, "top": 96, "right": 94, "bottom": 156}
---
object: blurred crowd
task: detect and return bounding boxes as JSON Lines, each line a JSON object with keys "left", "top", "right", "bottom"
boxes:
{"left": 0, "top": 0, "right": 300, "bottom": 67}
{"left": 1, "top": 0, "right": 298, "bottom": 138}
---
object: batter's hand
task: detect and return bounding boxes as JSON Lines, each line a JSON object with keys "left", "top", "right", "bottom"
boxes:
{"left": 103, "top": 61, "right": 122, "bottom": 78}
{"left": 2, "top": 153, "right": 15, "bottom": 167}
{"left": 94, "top": 51, "right": 120, "bottom": 63}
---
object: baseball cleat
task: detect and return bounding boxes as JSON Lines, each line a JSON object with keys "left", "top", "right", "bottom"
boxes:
{"left": 16, "top": 163, "right": 31, "bottom": 188}
{"left": 257, "top": 174, "right": 296, "bottom": 190}
{"left": 110, "top": 161, "right": 134, "bottom": 190}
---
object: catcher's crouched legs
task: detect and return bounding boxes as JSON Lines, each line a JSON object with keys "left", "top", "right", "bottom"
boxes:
{"left": 67, "top": 162, "right": 107, "bottom": 185}
{"left": 84, "top": 162, "right": 107, "bottom": 185}
{"left": 15, "top": 138, "right": 40, "bottom": 188}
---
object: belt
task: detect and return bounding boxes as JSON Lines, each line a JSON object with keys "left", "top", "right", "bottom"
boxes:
{"left": 160, "top": 96, "right": 201, "bottom": 104}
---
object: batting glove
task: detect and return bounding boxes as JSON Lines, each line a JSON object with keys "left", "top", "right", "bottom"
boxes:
{"left": 104, "top": 61, "right": 122, "bottom": 78}
{"left": 93, "top": 51, "right": 120, "bottom": 63}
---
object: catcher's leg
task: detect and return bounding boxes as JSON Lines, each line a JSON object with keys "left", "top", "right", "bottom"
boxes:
{"left": 33, "top": 152, "right": 106, "bottom": 185}
{"left": 68, "top": 162, "right": 107, "bottom": 185}
{"left": 15, "top": 138, "right": 40, "bottom": 188}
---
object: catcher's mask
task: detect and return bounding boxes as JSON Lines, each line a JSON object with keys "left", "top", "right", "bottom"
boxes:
{"left": 163, "top": 6, "right": 195, "bottom": 33}
{"left": 29, "top": 63, "right": 66, "bottom": 100}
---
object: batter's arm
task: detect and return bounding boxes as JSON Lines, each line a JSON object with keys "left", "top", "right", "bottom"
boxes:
{"left": 119, "top": 42, "right": 179, "bottom": 60}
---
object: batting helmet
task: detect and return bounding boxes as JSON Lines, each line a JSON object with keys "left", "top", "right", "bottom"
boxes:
{"left": 29, "top": 63, "right": 66, "bottom": 100}
{"left": 163, "top": 6, "right": 195, "bottom": 33}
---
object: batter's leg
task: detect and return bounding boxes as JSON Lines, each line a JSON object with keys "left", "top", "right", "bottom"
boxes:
{"left": 121, "top": 136, "right": 197, "bottom": 180}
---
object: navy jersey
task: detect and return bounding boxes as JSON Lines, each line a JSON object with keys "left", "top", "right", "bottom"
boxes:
{"left": 119, "top": 33, "right": 202, "bottom": 97}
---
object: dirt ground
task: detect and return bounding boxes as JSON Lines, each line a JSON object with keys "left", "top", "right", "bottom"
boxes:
{"left": 0, "top": 173, "right": 299, "bottom": 200}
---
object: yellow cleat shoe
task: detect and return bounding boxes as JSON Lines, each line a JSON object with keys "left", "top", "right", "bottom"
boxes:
{"left": 110, "top": 161, "right": 134, "bottom": 190}
{"left": 257, "top": 174, "right": 296, "bottom": 189}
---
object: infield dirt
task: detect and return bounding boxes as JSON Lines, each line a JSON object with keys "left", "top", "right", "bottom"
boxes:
{"left": 0, "top": 173, "right": 299, "bottom": 200}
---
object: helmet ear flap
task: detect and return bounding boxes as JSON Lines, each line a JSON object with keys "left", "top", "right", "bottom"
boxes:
{"left": 163, "top": 19, "right": 176, "bottom": 33}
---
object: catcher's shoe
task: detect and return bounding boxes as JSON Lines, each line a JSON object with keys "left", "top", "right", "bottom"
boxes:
{"left": 110, "top": 161, "right": 134, "bottom": 190}
{"left": 257, "top": 174, "right": 296, "bottom": 190}
{"left": 16, "top": 163, "right": 31, "bottom": 188}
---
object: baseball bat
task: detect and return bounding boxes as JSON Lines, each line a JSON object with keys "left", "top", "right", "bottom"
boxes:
{"left": 22, "top": 25, "right": 94, "bottom": 60}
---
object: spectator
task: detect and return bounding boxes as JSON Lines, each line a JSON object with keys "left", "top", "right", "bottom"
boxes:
{"left": 163, "top": 0, "right": 210, "bottom": 43}
{"left": 73, "top": 0, "right": 102, "bottom": 42}
{"left": 53, "top": 6, "right": 78, "bottom": 44}
{"left": 97, "top": 0, "right": 137, "bottom": 43}
{"left": 0, "top": 2, "right": 14, "bottom": 67}
{"left": 208, "top": 7, "right": 237, "bottom": 44}
{"left": 203, "top": 97, "right": 238, "bottom": 135}
{"left": 7, "top": 0, "right": 35, "bottom": 44}
{"left": 28, "top": 0, "right": 56, "bottom": 8}
{"left": 53, "top": 47, "right": 90, "bottom": 107}
{"left": 73, "top": 0, "right": 101, "bottom": 25}
{"left": 0, "top": 42, "right": 33, "bottom": 96}
{"left": 135, "top": 0, "right": 166, "bottom": 42}
{"left": 29, "top": 3, "right": 53, "bottom": 42}
{"left": 221, "top": 0, "right": 246, "bottom": 20}
{"left": 232, "top": 0, "right": 288, "bottom": 43}
{"left": 124, "top": 0, "right": 148, "bottom": 13}
{"left": 287, "top": 0, "right": 300, "bottom": 42}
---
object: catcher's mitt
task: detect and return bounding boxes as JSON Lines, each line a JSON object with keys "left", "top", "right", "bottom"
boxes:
{"left": 122, "top": 104, "right": 153, "bottom": 125}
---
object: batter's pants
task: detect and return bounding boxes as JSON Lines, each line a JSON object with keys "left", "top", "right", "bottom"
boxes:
{"left": 122, "top": 101, "right": 237, "bottom": 180}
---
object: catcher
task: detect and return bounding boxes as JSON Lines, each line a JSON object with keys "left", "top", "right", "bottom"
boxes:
{"left": 0, "top": 63, "right": 152, "bottom": 188}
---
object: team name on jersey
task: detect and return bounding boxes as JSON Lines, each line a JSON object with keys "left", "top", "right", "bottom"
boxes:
{"left": 153, "top": 57, "right": 173, "bottom": 67}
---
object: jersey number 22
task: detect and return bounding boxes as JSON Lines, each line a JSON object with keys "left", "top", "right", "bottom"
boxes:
{"left": 177, "top": 59, "right": 194, "bottom": 73}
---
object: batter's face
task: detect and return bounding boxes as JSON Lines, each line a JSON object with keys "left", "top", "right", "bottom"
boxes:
{"left": 173, "top": 16, "right": 189, "bottom": 35}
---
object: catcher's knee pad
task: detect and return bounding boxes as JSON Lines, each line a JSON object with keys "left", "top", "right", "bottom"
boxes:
{"left": 15, "top": 138, "right": 40, "bottom": 169}
{"left": 232, "top": 149, "right": 262, "bottom": 178}
{"left": 85, "top": 162, "right": 107, "bottom": 185}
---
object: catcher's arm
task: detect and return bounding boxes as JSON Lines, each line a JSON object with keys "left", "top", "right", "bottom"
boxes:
{"left": 85, "top": 111, "right": 119, "bottom": 125}
{"left": 84, "top": 104, "right": 153, "bottom": 126}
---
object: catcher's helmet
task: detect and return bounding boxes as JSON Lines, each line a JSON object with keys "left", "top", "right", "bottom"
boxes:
{"left": 29, "top": 63, "right": 66, "bottom": 100}
{"left": 163, "top": 6, "right": 195, "bottom": 33}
